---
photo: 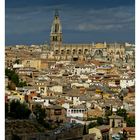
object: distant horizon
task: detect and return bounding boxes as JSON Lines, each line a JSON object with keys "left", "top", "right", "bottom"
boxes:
{"left": 6, "top": 0, "right": 135, "bottom": 45}
{"left": 5, "top": 41, "right": 135, "bottom": 47}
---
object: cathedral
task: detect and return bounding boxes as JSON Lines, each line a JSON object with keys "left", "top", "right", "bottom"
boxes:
{"left": 49, "top": 10, "right": 133, "bottom": 63}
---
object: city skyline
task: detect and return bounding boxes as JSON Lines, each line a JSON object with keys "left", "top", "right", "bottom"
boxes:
{"left": 6, "top": 0, "right": 135, "bottom": 45}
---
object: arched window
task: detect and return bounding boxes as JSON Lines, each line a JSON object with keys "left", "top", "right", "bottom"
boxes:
{"left": 67, "top": 50, "right": 70, "bottom": 54}
{"left": 84, "top": 49, "right": 88, "bottom": 54}
{"left": 78, "top": 49, "right": 82, "bottom": 54}
{"left": 73, "top": 49, "right": 76, "bottom": 54}
{"left": 52, "top": 36, "right": 58, "bottom": 41}
{"left": 61, "top": 50, "right": 64, "bottom": 54}
{"left": 55, "top": 50, "right": 59, "bottom": 54}
{"left": 116, "top": 51, "right": 120, "bottom": 55}
{"left": 55, "top": 24, "right": 59, "bottom": 33}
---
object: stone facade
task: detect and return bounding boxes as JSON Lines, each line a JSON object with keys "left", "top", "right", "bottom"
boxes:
{"left": 49, "top": 11, "right": 135, "bottom": 62}
{"left": 109, "top": 115, "right": 124, "bottom": 128}
{"left": 46, "top": 105, "right": 67, "bottom": 123}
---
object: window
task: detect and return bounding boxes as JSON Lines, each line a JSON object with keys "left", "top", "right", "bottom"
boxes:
{"left": 67, "top": 50, "right": 70, "bottom": 54}
{"left": 72, "top": 120, "right": 76, "bottom": 123}
{"left": 73, "top": 50, "right": 76, "bottom": 54}
{"left": 55, "top": 50, "right": 59, "bottom": 54}
{"left": 53, "top": 36, "right": 57, "bottom": 41}
{"left": 55, "top": 24, "right": 59, "bottom": 33}
{"left": 54, "top": 109, "right": 62, "bottom": 115}
{"left": 61, "top": 50, "right": 64, "bottom": 54}
{"left": 115, "top": 80, "right": 120, "bottom": 85}
{"left": 78, "top": 49, "right": 82, "bottom": 54}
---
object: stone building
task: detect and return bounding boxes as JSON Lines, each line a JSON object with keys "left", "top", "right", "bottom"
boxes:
{"left": 49, "top": 10, "right": 133, "bottom": 62}
{"left": 5, "top": 11, "right": 135, "bottom": 70}
{"left": 109, "top": 115, "right": 124, "bottom": 128}
{"left": 89, "top": 125, "right": 110, "bottom": 140}
{"left": 46, "top": 105, "right": 67, "bottom": 123}
{"left": 123, "top": 127, "right": 135, "bottom": 140}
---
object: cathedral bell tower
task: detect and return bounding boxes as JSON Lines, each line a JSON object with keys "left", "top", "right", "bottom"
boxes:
{"left": 50, "top": 10, "right": 62, "bottom": 50}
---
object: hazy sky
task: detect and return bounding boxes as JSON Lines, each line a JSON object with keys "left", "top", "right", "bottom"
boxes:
{"left": 5, "top": 0, "right": 135, "bottom": 45}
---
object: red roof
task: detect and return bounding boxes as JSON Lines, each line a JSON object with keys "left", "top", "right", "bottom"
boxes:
{"left": 123, "top": 127, "right": 135, "bottom": 132}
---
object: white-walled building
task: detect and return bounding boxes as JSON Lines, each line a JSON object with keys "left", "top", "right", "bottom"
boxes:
{"left": 65, "top": 95, "right": 82, "bottom": 106}
{"left": 70, "top": 65, "right": 95, "bottom": 76}
{"left": 32, "top": 96, "right": 44, "bottom": 102}
{"left": 49, "top": 85, "right": 63, "bottom": 93}
{"left": 67, "top": 108, "right": 87, "bottom": 118}
{"left": 13, "top": 64, "right": 24, "bottom": 69}
{"left": 120, "top": 79, "right": 135, "bottom": 88}
{"left": 42, "top": 98, "right": 51, "bottom": 107}
{"left": 70, "top": 118, "right": 96, "bottom": 125}
{"left": 71, "top": 82, "right": 89, "bottom": 89}
{"left": 62, "top": 102, "right": 70, "bottom": 109}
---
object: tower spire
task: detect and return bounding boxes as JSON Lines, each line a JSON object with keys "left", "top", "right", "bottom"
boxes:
{"left": 50, "top": 10, "right": 62, "bottom": 50}
{"left": 54, "top": 9, "right": 59, "bottom": 17}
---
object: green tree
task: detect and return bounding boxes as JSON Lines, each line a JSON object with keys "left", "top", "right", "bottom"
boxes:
{"left": 18, "top": 81, "right": 27, "bottom": 87}
{"left": 97, "top": 117, "right": 104, "bottom": 125}
{"left": 11, "top": 73, "right": 19, "bottom": 86}
{"left": 9, "top": 100, "right": 31, "bottom": 119}
{"left": 32, "top": 105, "right": 51, "bottom": 129}
{"left": 33, "top": 105, "right": 46, "bottom": 123}
{"left": 116, "top": 108, "right": 127, "bottom": 120}
{"left": 5, "top": 68, "right": 14, "bottom": 80}
{"left": 12, "top": 134, "right": 21, "bottom": 140}
{"left": 83, "top": 124, "right": 87, "bottom": 135}
{"left": 5, "top": 69, "right": 19, "bottom": 86}
{"left": 5, "top": 68, "right": 27, "bottom": 88}
{"left": 126, "top": 117, "right": 135, "bottom": 127}
{"left": 88, "top": 122, "right": 97, "bottom": 129}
